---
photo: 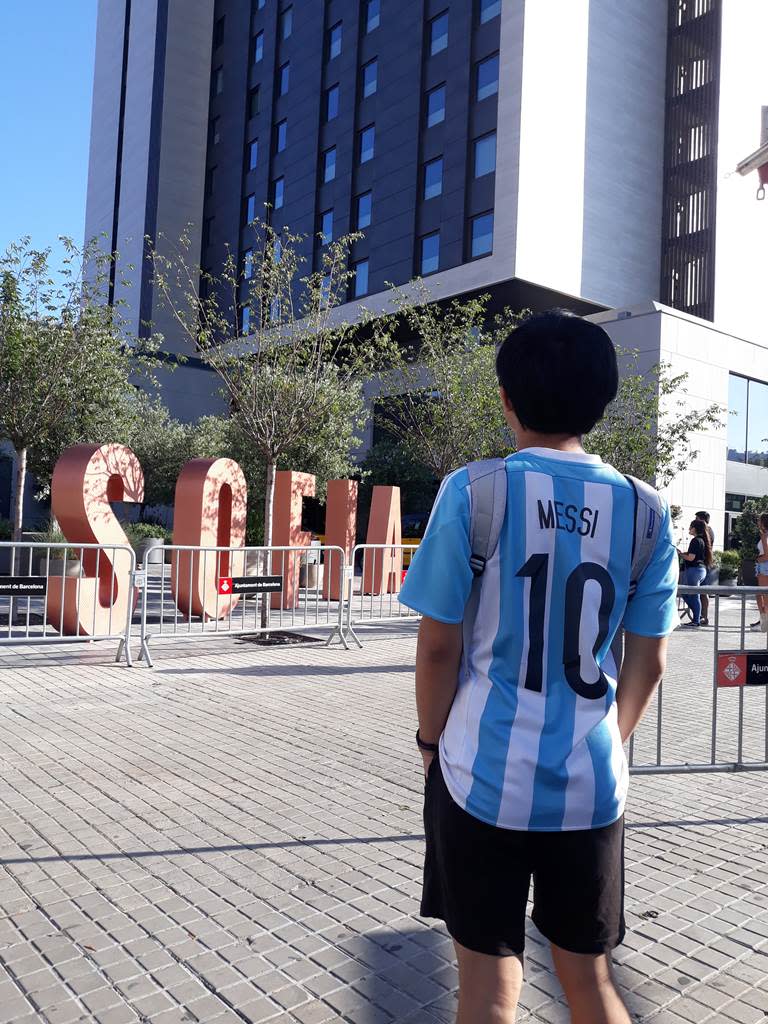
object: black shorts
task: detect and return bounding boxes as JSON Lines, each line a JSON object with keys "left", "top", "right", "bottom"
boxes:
{"left": 422, "top": 756, "right": 625, "bottom": 957}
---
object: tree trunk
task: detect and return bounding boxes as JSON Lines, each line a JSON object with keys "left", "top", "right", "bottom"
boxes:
{"left": 260, "top": 460, "right": 276, "bottom": 629}
{"left": 9, "top": 446, "right": 27, "bottom": 577}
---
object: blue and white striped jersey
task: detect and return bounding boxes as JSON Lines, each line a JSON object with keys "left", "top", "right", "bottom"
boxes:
{"left": 399, "top": 448, "right": 678, "bottom": 832}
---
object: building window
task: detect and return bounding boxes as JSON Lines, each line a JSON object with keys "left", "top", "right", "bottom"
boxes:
{"left": 470, "top": 211, "right": 494, "bottom": 257}
{"left": 213, "top": 16, "right": 225, "bottom": 48}
{"left": 243, "top": 248, "right": 254, "bottom": 279}
{"left": 203, "top": 217, "right": 213, "bottom": 249}
{"left": 423, "top": 157, "right": 443, "bottom": 200}
{"left": 273, "top": 237, "right": 283, "bottom": 263}
{"left": 426, "top": 84, "right": 446, "bottom": 127}
{"left": 353, "top": 259, "right": 369, "bottom": 297}
{"left": 242, "top": 305, "right": 251, "bottom": 334}
{"left": 322, "top": 147, "right": 337, "bottom": 183}
{"left": 429, "top": 12, "right": 449, "bottom": 55}
{"left": 480, "top": 0, "right": 502, "bottom": 23}
{"left": 320, "top": 209, "right": 334, "bottom": 245}
{"left": 356, "top": 191, "right": 372, "bottom": 229}
{"left": 206, "top": 166, "right": 216, "bottom": 197}
{"left": 276, "top": 119, "right": 287, "bottom": 152}
{"left": 281, "top": 5, "right": 293, "bottom": 39}
{"left": 257, "top": 0, "right": 265, "bottom": 9}
{"left": 273, "top": 176, "right": 285, "bottom": 209}
{"left": 362, "top": 59, "right": 378, "bottom": 98}
{"left": 249, "top": 87, "right": 260, "bottom": 119}
{"left": 326, "top": 84, "right": 340, "bottom": 121}
{"left": 727, "top": 373, "right": 768, "bottom": 467}
{"left": 248, "top": 139, "right": 259, "bottom": 170}
{"left": 212, "top": 66, "right": 224, "bottom": 96}
{"left": 210, "top": 116, "right": 221, "bottom": 145}
{"left": 473, "top": 132, "right": 496, "bottom": 177}
{"left": 420, "top": 232, "right": 440, "bottom": 275}
{"left": 359, "top": 124, "right": 375, "bottom": 164}
{"left": 366, "top": 0, "right": 380, "bottom": 33}
{"left": 246, "top": 193, "right": 256, "bottom": 224}
{"left": 253, "top": 31, "right": 264, "bottom": 63}
{"left": 279, "top": 61, "right": 290, "bottom": 96}
{"left": 328, "top": 21, "right": 342, "bottom": 60}
{"left": 477, "top": 53, "right": 499, "bottom": 101}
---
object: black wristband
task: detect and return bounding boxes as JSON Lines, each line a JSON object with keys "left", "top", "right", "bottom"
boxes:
{"left": 416, "top": 729, "right": 439, "bottom": 753}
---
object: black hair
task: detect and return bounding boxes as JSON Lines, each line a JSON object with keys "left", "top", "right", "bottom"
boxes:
{"left": 695, "top": 510, "right": 710, "bottom": 523}
{"left": 495, "top": 309, "right": 619, "bottom": 436}
{"left": 690, "top": 519, "right": 713, "bottom": 568}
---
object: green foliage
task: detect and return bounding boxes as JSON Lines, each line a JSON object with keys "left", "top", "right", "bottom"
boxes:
{"left": 116, "top": 392, "right": 198, "bottom": 510}
{"left": 718, "top": 549, "right": 741, "bottom": 579}
{"left": 0, "top": 237, "right": 158, "bottom": 537}
{"left": 0, "top": 518, "right": 12, "bottom": 541}
{"left": 379, "top": 288, "right": 520, "bottom": 479}
{"left": 123, "top": 522, "right": 169, "bottom": 542}
{"left": 585, "top": 349, "right": 723, "bottom": 486}
{"left": 358, "top": 437, "right": 439, "bottom": 521}
{"left": 730, "top": 496, "right": 768, "bottom": 555}
{"left": 149, "top": 221, "right": 388, "bottom": 545}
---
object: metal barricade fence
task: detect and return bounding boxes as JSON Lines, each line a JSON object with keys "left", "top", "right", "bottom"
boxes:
{"left": 345, "top": 544, "right": 420, "bottom": 647}
{"left": 628, "top": 585, "right": 768, "bottom": 775}
{"left": 136, "top": 543, "right": 348, "bottom": 666}
{"left": 0, "top": 541, "right": 137, "bottom": 665}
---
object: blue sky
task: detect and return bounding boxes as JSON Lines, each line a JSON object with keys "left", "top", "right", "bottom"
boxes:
{"left": 0, "top": 3, "right": 97, "bottom": 266}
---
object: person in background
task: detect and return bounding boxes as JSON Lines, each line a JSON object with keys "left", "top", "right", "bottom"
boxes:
{"left": 751, "top": 512, "right": 768, "bottom": 633}
{"left": 678, "top": 520, "right": 713, "bottom": 627}
{"left": 695, "top": 512, "right": 716, "bottom": 626}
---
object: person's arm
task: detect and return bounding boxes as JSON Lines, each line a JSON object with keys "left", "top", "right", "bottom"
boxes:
{"left": 616, "top": 632, "right": 668, "bottom": 742}
{"left": 415, "top": 617, "right": 463, "bottom": 774}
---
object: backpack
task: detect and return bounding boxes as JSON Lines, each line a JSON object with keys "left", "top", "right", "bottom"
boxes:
{"left": 467, "top": 457, "right": 664, "bottom": 602}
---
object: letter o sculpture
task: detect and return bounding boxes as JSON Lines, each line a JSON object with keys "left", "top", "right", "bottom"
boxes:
{"left": 172, "top": 458, "right": 248, "bottom": 620}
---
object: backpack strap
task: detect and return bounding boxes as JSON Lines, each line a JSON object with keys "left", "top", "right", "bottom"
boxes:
{"left": 468, "top": 459, "right": 507, "bottom": 578}
{"left": 624, "top": 474, "right": 664, "bottom": 596}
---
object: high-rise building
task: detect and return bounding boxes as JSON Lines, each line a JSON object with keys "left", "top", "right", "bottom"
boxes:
{"left": 75, "top": 0, "right": 768, "bottom": 540}
{"left": 84, "top": 0, "right": 679, "bottom": 420}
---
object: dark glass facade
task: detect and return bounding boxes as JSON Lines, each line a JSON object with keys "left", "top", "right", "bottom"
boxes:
{"left": 659, "top": 0, "right": 722, "bottom": 320}
{"left": 202, "top": 0, "right": 502, "bottom": 309}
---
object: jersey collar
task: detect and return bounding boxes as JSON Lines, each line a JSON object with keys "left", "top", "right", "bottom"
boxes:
{"left": 513, "top": 447, "right": 603, "bottom": 464}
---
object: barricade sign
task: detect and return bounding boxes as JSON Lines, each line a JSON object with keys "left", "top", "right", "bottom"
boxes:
{"left": 718, "top": 652, "right": 768, "bottom": 687}
{"left": 218, "top": 576, "right": 282, "bottom": 595}
{"left": 0, "top": 576, "right": 48, "bottom": 598}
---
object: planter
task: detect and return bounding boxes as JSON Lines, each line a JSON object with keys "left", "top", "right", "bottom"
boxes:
{"left": 299, "top": 563, "right": 321, "bottom": 589}
{"left": 136, "top": 537, "right": 165, "bottom": 573}
{"left": 46, "top": 558, "right": 83, "bottom": 578}
{"left": 741, "top": 559, "right": 757, "bottom": 587}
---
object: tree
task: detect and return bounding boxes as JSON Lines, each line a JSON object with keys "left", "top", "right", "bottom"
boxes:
{"left": 0, "top": 238, "right": 156, "bottom": 549}
{"left": 148, "top": 221, "right": 387, "bottom": 549}
{"left": 585, "top": 350, "right": 723, "bottom": 486}
{"left": 379, "top": 289, "right": 521, "bottom": 478}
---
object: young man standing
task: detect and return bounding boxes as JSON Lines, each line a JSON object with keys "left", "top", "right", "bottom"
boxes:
{"left": 399, "top": 311, "right": 678, "bottom": 1024}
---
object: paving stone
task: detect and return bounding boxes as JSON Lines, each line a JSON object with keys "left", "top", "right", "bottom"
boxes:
{"left": 0, "top": 619, "right": 767, "bottom": 1022}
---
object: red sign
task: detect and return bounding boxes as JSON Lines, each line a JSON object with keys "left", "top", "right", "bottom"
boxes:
{"left": 717, "top": 652, "right": 768, "bottom": 687}
{"left": 717, "top": 653, "right": 747, "bottom": 687}
{"left": 218, "top": 577, "right": 233, "bottom": 595}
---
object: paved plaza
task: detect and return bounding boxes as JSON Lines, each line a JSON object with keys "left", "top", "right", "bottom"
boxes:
{"left": 1, "top": 614, "right": 768, "bottom": 1024}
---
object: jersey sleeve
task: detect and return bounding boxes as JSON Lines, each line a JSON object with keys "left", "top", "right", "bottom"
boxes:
{"left": 398, "top": 469, "right": 474, "bottom": 624}
{"left": 623, "top": 502, "right": 679, "bottom": 638}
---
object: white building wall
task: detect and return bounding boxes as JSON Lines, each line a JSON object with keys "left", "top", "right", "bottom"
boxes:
{"left": 713, "top": 0, "right": 768, "bottom": 345}
{"left": 579, "top": 0, "right": 667, "bottom": 306}
{"left": 514, "top": 0, "right": 590, "bottom": 296}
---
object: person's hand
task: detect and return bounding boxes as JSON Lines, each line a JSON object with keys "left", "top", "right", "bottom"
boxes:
{"left": 421, "top": 750, "right": 435, "bottom": 779}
